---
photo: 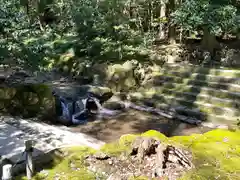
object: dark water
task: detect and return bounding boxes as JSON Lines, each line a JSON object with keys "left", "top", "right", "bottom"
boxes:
{"left": 53, "top": 95, "right": 212, "bottom": 142}
{"left": 69, "top": 108, "right": 212, "bottom": 143}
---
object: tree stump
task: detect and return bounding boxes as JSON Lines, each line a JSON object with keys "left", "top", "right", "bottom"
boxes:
{"left": 131, "top": 137, "right": 160, "bottom": 163}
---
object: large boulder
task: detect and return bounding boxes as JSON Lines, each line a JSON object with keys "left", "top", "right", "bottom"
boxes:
{"left": 105, "top": 60, "right": 149, "bottom": 92}
{"left": 102, "top": 93, "right": 126, "bottom": 110}
{"left": 72, "top": 60, "right": 151, "bottom": 92}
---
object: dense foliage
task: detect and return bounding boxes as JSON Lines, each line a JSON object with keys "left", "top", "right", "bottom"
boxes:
{"left": 173, "top": 0, "right": 239, "bottom": 35}
{"left": 0, "top": 0, "right": 239, "bottom": 71}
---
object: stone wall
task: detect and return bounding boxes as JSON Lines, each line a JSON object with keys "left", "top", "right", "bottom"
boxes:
{"left": 0, "top": 84, "right": 55, "bottom": 119}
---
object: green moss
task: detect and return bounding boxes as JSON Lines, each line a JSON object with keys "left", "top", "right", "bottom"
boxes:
{"left": 101, "top": 134, "right": 138, "bottom": 156}
{"left": 171, "top": 129, "right": 240, "bottom": 180}
{"left": 141, "top": 130, "right": 168, "bottom": 141}
{"left": 0, "top": 87, "right": 16, "bottom": 99}
{"left": 101, "top": 130, "right": 168, "bottom": 156}
{"left": 128, "top": 176, "right": 154, "bottom": 180}
{"left": 16, "top": 147, "right": 99, "bottom": 180}
{"left": 136, "top": 129, "right": 240, "bottom": 180}
{"left": 16, "top": 129, "right": 240, "bottom": 180}
{"left": 0, "top": 84, "right": 55, "bottom": 117}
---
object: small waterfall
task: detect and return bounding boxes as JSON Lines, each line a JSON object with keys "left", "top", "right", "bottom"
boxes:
{"left": 56, "top": 93, "right": 121, "bottom": 125}
{"left": 59, "top": 100, "right": 72, "bottom": 124}
{"left": 72, "top": 99, "right": 88, "bottom": 125}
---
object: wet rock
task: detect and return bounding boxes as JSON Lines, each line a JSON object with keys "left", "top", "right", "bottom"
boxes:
{"left": 52, "top": 84, "right": 112, "bottom": 104}
{"left": 88, "top": 87, "right": 113, "bottom": 105}
{"left": 102, "top": 95, "right": 125, "bottom": 110}
{"left": 3, "top": 70, "right": 32, "bottom": 85}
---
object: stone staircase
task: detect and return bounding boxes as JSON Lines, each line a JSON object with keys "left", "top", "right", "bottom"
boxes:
{"left": 129, "top": 64, "right": 240, "bottom": 126}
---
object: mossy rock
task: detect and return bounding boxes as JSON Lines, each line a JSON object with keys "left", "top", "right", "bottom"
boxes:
{"left": 106, "top": 63, "right": 137, "bottom": 92}
{"left": 0, "top": 84, "right": 55, "bottom": 118}
{"left": 56, "top": 49, "right": 75, "bottom": 74}
{"left": 73, "top": 60, "right": 146, "bottom": 92}
{"left": 17, "top": 129, "right": 240, "bottom": 180}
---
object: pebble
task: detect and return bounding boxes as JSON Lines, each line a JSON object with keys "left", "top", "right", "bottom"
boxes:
{"left": 108, "top": 160, "right": 113, "bottom": 165}
{"left": 39, "top": 169, "right": 49, "bottom": 177}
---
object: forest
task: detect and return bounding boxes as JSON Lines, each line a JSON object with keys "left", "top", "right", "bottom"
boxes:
{"left": 1, "top": 0, "right": 239, "bottom": 72}
{"left": 0, "top": 1, "right": 240, "bottom": 180}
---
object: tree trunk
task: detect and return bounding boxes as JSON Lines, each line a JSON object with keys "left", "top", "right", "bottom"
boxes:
{"left": 201, "top": 27, "right": 219, "bottom": 56}
{"left": 168, "top": 26, "right": 176, "bottom": 44}
{"left": 178, "top": 0, "right": 183, "bottom": 43}
{"left": 167, "top": 0, "right": 176, "bottom": 44}
{"left": 158, "top": 1, "right": 166, "bottom": 40}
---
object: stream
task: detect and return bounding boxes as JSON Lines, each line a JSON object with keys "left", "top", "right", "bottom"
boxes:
{"left": 56, "top": 95, "right": 213, "bottom": 143}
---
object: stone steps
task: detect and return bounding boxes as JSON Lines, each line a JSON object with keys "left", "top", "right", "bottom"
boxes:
{"left": 144, "top": 83, "right": 240, "bottom": 101}
{"left": 129, "top": 92, "right": 239, "bottom": 118}
{"left": 161, "top": 64, "right": 240, "bottom": 77}
{"left": 146, "top": 83, "right": 240, "bottom": 101}
{"left": 152, "top": 76, "right": 240, "bottom": 92}
{"left": 154, "top": 71, "right": 240, "bottom": 85}
{"left": 133, "top": 65, "right": 240, "bottom": 125}
{"left": 128, "top": 93, "right": 238, "bottom": 124}
{"left": 147, "top": 87, "right": 240, "bottom": 108}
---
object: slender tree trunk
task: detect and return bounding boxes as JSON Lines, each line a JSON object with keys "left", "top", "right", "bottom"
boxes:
{"left": 178, "top": 0, "right": 183, "bottom": 43}
{"left": 158, "top": 0, "right": 166, "bottom": 40}
{"left": 167, "top": 0, "right": 176, "bottom": 44}
{"left": 179, "top": 28, "right": 183, "bottom": 43}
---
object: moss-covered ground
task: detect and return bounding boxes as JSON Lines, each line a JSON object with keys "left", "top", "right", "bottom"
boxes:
{"left": 17, "top": 129, "right": 240, "bottom": 180}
